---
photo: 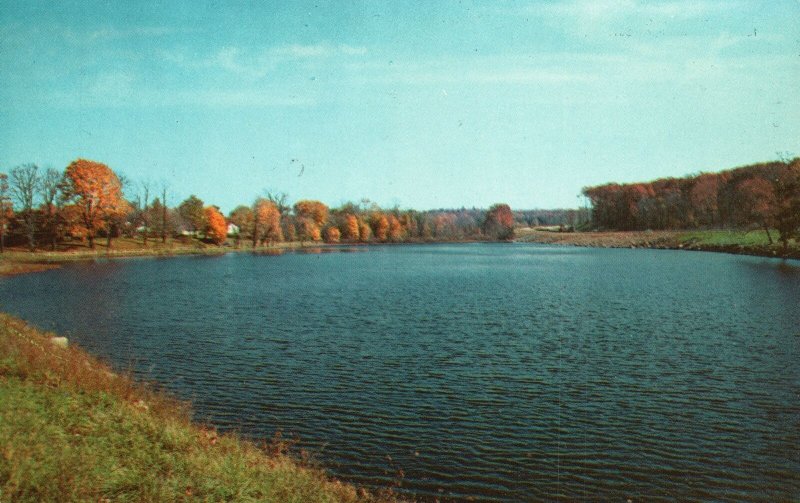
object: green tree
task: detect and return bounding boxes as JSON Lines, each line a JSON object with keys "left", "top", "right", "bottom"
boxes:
{"left": 178, "top": 195, "right": 205, "bottom": 234}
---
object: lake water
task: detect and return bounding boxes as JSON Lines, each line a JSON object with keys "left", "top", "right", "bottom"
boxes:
{"left": 2, "top": 244, "right": 799, "bottom": 501}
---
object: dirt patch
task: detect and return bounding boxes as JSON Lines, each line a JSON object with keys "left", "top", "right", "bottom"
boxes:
{"left": 0, "top": 261, "right": 61, "bottom": 277}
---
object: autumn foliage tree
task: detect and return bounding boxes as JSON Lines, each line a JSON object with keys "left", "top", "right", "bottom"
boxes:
{"left": 63, "top": 159, "right": 127, "bottom": 249}
{"left": 583, "top": 157, "right": 800, "bottom": 249}
{"left": 294, "top": 200, "right": 328, "bottom": 243}
{"left": 324, "top": 226, "right": 341, "bottom": 243}
{"left": 388, "top": 215, "right": 404, "bottom": 241}
{"left": 371, "top": 213, "right": 389, "bottom": 242}
{"left": 204, "top": 206, "right": 227, "bottom": 245}
{"left": 341, "top": 214, "right": 360, "bottom": 241}
{"left": 252, "top": 198, "right": 282, "bottom": 247}
{"left": 293, "top": 200, "right": 329, "bottom": 227}
{"left": 483, "top": 203, "right": 515, "bottom": 240}
{"left": 736, "top": 178, "right": 776, "bottom": 242}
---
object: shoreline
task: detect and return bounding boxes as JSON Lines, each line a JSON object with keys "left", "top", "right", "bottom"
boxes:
{"left": 0, "top": 311, "right": 398, "bottom": 502}
{"left": 3, "top": 231, "right": 798, "bottom": 278}
{"left": 515, "top": 229, "right": 800, "bottom": 261}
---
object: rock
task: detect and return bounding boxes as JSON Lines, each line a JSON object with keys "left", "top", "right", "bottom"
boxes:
{"left": 50, "top": 336, "right": 68, "bottom": 348}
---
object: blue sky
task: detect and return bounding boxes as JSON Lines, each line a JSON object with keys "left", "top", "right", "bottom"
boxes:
{"left": 1, "top": 1, "right": 798, "bottom": 211}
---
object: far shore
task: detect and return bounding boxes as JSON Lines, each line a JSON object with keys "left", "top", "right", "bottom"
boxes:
{"left": 516, "top": 228, "right": 800, "bottom": 260}
{"left": 2, "top": 229, "right": 798, "bottom": 278}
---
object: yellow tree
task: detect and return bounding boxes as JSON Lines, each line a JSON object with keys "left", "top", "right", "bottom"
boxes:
{"left": 63, "top": 159, "right": 127, "bottom": 249}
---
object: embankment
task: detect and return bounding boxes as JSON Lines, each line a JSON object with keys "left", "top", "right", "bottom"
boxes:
{"left": 0, "top": 313, "right": 399, "bottom": 502}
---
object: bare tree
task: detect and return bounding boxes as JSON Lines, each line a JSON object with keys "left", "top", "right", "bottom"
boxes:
{"left": 0, "top": 173, "right": 10, "bottom": 253}
{"left": 40, "top": 167, "right": 63, "bottom": 251}
{"left": 10, "top": 164, "right": 40, "bottom": 251}
{"left": 265, "top": 190, "right": 290, "bottom": 216}
{"left": 138, "top": 180, "right": 152, "bottom": 246}
{"left": 160, "top": 182, "right": 170, "bottom": 243}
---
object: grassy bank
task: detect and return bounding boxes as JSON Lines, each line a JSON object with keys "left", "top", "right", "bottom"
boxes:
{"left": 515, "top": 228, "right": 800, "bottom": 259}
{"left": 0, "top": 313, "right": 397, "bottom": 502}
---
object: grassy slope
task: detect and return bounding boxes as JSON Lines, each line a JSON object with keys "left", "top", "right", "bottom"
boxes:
{"left": 0, "top": 314, "right": 396, "bottom": 503}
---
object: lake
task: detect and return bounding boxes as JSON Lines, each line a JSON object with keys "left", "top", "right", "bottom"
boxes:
{"left": 2, "top": 244, "right": 799, "bottom": 501}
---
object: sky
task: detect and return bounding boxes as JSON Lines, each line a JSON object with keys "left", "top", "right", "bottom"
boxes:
{"left": 1, "top": 1, "right": 798, "bottom": 212}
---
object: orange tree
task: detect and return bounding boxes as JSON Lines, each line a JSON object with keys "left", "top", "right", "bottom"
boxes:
{"left": 204, "top": 206, "right": 227, "bottom": 245}
{"left": 63, "top": 159, "right": 127, "bottom": 249}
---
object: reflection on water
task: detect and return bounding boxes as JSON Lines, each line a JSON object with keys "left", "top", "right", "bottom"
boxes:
{"left": 2, "top": 244, "right": 799, "bottom": 501}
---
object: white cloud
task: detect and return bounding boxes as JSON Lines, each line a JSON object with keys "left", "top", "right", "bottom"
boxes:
{"left": 162, "top": 43, "right": 368, "bottom": 81}
{"left": 531, "top": 0, "right": 740, "bottom": 22}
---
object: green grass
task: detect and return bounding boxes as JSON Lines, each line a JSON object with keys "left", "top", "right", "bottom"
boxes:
{"left": 0, "top": 314, "right": 397, "bottom": 503}
{"left": 677, "top": 229, "right": 775, "bottom": 246}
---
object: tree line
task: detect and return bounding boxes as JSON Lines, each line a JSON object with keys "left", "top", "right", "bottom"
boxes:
{"left": 0, "top": 158, "right": 517, "bottom": 252}
{"left": 583, "top": 158, "right": 800, "bottom": 252}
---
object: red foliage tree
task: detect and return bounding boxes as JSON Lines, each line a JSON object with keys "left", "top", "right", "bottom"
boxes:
{"left": 483, "top": 203, "right": 514, "bottom": 240}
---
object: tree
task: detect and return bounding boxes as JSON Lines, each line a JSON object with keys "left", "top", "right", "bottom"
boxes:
{"left": 228, "top": 205, "right": 253, "bottom": 247}
{"left": 159, "top": 183, "right": 170, "bottom": 243}
{"left": 0, "top": 173, "right": 10, "bottom": 253}
{"left": 371, "top": 213, "right": 389, "bottom": 242}
{"left": 62, "top": 159, "right": 127, "bottom": 249}
{"left": 483, "top": 203, "right": 515, "bottom": 240}
{"left": 298, "top": 219, "right": 321, "bottom": 242}
{"left": 689, "top": 174, "right": 719, "bottom": 228}
{"left": 40, "top": 167, "right": 63, "bottom": 251}
{"left": 204, "top": 206, "right": 227, "bottom": 245}
{"left": 341, "top": 214, "right": 360, "bottom": 241}
{"left": 772, "top": 161, "right": 800, "bottom": 254}
{"left": 137, "top": 181, "right": 152, "bottom": 246}
{"left": 293, "top": 200, "right": 329, "bottom": 227}
{"left": 324, "top": 226, "right": 341, "bottom": 243}
{"left": 388, "top": 215, "right": 404, "bottom": 241}
{"left": 294, "top": 200, "right": 327, "bottom": 243}
{"left": 265, "top": 190, "right": 291, "bottom": 216}
{"left": 10, "top": 164, "right": 40, "bottom": 250}
{"left": 178, "top": 195, "right": 205, "bottom": 234}
{"left": 252, "top": 198, "right": 282, "bottom": 247}
{"left": 358, "top": 220, "right": 371, "bottom": 242}
{"left": 735, "top": 178, "right": 776, "bottom": 243}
